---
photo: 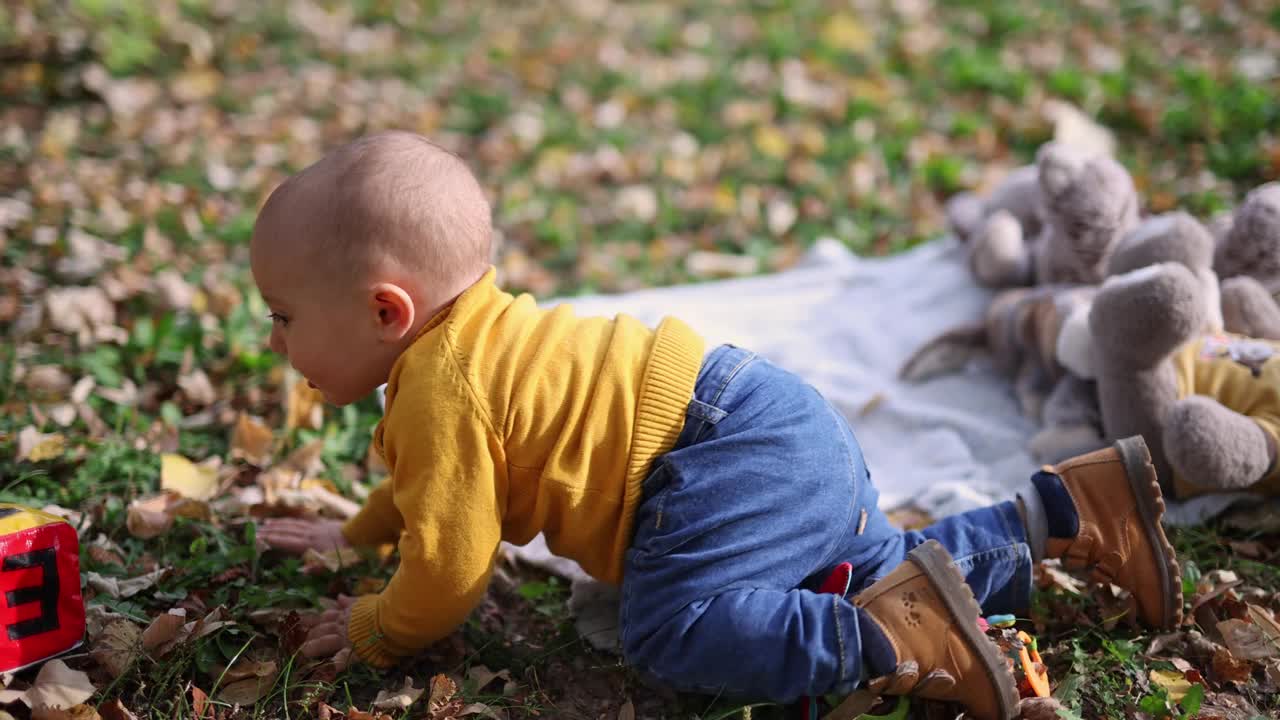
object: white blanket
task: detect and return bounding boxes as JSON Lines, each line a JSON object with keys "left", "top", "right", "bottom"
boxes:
{"left": 488, "top": 236, "right": 1268, "bottom": 650}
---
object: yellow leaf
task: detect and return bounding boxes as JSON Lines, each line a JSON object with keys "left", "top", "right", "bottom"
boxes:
{"left": 822, "top": 13, "right": 872, "bottom": 54}
{"left": 1149, "top": 669, "right": 1192, "bottom": 702}
{"left": 285, "top": 378, "right": 325, "bottom": 432}
{"left": 753, "top": 125, "right": 790, "bottom": 160}
{"left": 160, "top": 454, "right": 218, "bottom": 501}
{"left": 230, "top": 413, "right": 274, "bottom": 466}
{"left": 17, "top": 426, "right": 66, "bottom": 463}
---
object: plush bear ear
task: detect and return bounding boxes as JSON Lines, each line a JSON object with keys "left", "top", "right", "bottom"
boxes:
{"left": 1035, "top": 142, "right": 1079, "bottom": 201}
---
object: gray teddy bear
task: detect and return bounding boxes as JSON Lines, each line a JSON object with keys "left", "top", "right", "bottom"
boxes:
{"left": 1213, "top": 182, "right": 1280, "bottom": 340}
{"left": 1090, "top": 210, "right": 1280, "bottom": 498}
{"left": 947, "top": 142, "right": 1140, "bottom": 290}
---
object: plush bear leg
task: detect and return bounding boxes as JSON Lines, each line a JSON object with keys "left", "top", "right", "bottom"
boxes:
{"left": 1091, "top": 263, "right": 1209, "bottom": 484}
{"left": 1028, "top": 376, "right": 1106, "bottom": 463}
{"left": 1162, "top": 396, "right": 1275, "bottom": 491}
{"left": 1221, "top": 275, "right": 1280, "bottom": 341}
{"left": 969, "top": 210, "right": 1033, "bottom": 288}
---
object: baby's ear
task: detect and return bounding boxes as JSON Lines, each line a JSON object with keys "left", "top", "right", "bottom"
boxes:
{"left": 370, "top": 283, "right": 417, "bottom": 340}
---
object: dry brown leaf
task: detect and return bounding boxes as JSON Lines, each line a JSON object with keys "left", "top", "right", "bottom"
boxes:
{"left": 0, "top": 660, "right": 97, "bottom": 709}
{"left": 302, "top": 547, "right": 360, "bottom": 574}
{"left": 230, "top": 413, "right": 274, "bottom": 465}
{"left": 1039, "top": 562, "right": 1085, "bottom": 595}
{"left": 371, "top": 676, "right": 424, "bottom": 710}
{"left": 89, "top": 620, "right": 141, "bottom": 679}
{"left": 125, "top": 492, "right": 210, "bottom": 539}
{"left": 23, "top": 365, "right": 72, "bottom": 398}
{"left": 190, "top": 686, "right": 211, "bottom": 719}
{"left": 427, "top": 674, "right": 460, "bottom": 716}
{"left": 465, "top": 665, "right": 510, "bottom": 693}
{"left": 1267, "top": 659, "right": 1280, "bottom": 686}
{"left": 1248, "top": 603, "right": 1280, "bottom": 646}
{"left": 160, "top": 454, "right": 220, "bottom": 501}
{"left": 85, "top": 568, "right": 167, "bottom": 599}
{"left": 459, "top": 703, "right": 506, "bottom": 720}
{"left": 96, "top": 700, "right": 138, "bottom": 720}
{"left": 216, "top": 658, "right": 279, "bottom": 707}
{"left": 140, "top": 610, "right": 187, "bottom": 655}
{"left": 617, "top": 700, "right": 635, "bottom": 720}
{"left": 286, "top": 378, "right": 325, "bottom": 432}
{"left": 1212, "top": 646, "right": 1254, "bottom": 684}
{"left": 32, "top": 704, "right": 100, "bottom": 720}
{"left": 1218, "top": 618, "right": 1280, "bottom": 660}
{"left": 16, "top": 426, "right": 66, "bottom": 463}
{"left": 177, "top": 369, "right": 217, "bottom": 407}
{"left": 282, "top": 438, "right": 326, "bottom": 475}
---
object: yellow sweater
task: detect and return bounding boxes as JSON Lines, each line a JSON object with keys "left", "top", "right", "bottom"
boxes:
{"left": 1171, "top": 333, "right": 1280, "bottom": 498}
{"left": 340, "top": 268, "right": 704, "bottom": 667}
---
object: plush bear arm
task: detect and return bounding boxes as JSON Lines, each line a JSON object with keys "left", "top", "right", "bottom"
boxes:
{"left": 970, "top": 210, "right": 1034, "bottom": 288}
{"left": 1221, "top": 275, "right": 1280, "bottom": 341}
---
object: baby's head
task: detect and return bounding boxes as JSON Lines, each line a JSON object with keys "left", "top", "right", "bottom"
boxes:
{"left": 250, "top": 130, "right": 492, "bottom": 405}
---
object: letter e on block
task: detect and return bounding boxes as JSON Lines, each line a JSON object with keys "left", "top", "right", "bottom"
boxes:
{"left": 0, "top": 504, "right": 85, "bottom": 672}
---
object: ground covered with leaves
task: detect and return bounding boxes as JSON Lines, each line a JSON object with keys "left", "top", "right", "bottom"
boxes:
{"left": 1, "top": 0, "right": 1279, "bottom": 718}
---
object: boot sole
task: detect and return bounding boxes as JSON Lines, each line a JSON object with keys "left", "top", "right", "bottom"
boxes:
{"left": 908, "top": 540, "right": 1020, "bottom": 720}
{"left": 1115, "top": 436, "right": 1184, "bottom": 629}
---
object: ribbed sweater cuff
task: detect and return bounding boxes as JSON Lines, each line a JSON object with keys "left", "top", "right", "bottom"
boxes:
{"left": 347, "top": 595, "right": 401, "bottom": 668}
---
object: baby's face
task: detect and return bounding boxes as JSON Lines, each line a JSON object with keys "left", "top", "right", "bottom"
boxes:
{"left": 250, "top": 237, "right": 390, "bottom": 407}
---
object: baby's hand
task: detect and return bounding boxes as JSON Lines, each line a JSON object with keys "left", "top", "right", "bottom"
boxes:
{"left": 259, "top": 517, "right": 352, "bottom": 555}
{"left": 301, "top": 594, "right": 357, "bottom": 669}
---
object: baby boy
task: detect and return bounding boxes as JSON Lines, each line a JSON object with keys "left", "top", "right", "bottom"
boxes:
{"left": 252, "top": 131, "right": 1183, "bottom": 720}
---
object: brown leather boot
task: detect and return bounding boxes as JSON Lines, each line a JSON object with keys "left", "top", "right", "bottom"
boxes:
{"left": 1043, "top": 435, "right": 1183, "bottom": 629}
{"left": 850, "top": 540, "right": 1019, "bottom": 720}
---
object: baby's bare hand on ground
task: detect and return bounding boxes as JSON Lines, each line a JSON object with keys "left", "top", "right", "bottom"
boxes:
{"left": 259, "top": 517, "right": 351, "bottom": 555}
{"left": 300, "top": 595, "right": 358, "bottom": 669}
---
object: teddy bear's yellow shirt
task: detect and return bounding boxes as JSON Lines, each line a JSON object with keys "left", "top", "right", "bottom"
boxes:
{"left": 1171, "top": 333, "right": 1280, "bottom": 498}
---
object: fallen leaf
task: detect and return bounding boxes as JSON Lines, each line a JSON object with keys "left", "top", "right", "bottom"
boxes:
{"left": 1039, "top": 562, "right": 1085, "bottom": 595}
{"left": 126, "top": 492, "right": 210, "bottom": 539}
{"left": 89, "top": 620, "right": 141, "bottom": 678}
{"left": 427, "top": 674, "right": 460, "bottom": 716}
{"left": 1149, "top": 669, "right": 1192, "bottom": 702}
{"left": 160, "top": 454, "right": 219, "bottom": 501}
{"left": 32, "top": 704, "right": 101, "bottom": 720}
{"left": 371, "top": 676, "right": 424, "bottom": 710}
{"left": 1267, "top": 659, "right": 1280, "bottom": 685}
{"left": 16, "top": 426, "right": 66, "bottom": 463}
{"left": 285, "top": 378, "right": 325, "bottom": 431}
{"left": 96, "top": 699, "right": 138, "bottom": 720}
{"left": 190, "top": 686, "right": 211, "bottom": 719}
{"left": 821, "top": 12, "right": 872, "bottom": 53}
{"left": 1212, "top": 646, "right": 1254, "bottom": 684}
{"left": 301, "top": 547, "right": 360, "bottom": 574}
{"left": 230, "top": 413, "right": 274, "bottom": 466}
{"left": 176, "top": 369, "right": 217, "bottom": 407}
{"left": 23, "top": 365, "right": 72, "bottom": 398}
{"left": 217, "top": 672, "right": 277, "bottom": 706}
{"left": 1248, "top": 604, "right": 1280, "bottom": 646}
{"left": 141, "top": 610, "right": 187, "bottom": 655}
{"left": 465, "top": 665, "right": 511, "bottom": 693}
{"left": 1218, "top": 618, "right": 1280, "bottom": 660}
{"left": 617, "top": 700, "right": 635, "bottom": 720}
{"left": 0, "top": 660, "right": 97, "bottom": 709}
{"left": 459, "top": 702, "right": 507, "bottom": 720}
{"left": 86, "top": 568, "right": 167, "bottom": 599}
